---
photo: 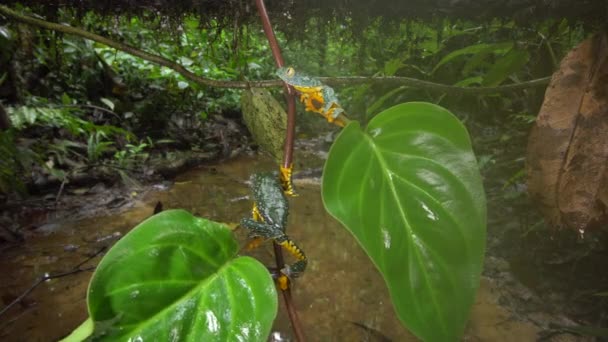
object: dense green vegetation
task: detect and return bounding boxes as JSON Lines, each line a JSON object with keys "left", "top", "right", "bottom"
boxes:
{"left": 0, "top": 7, "right": 588, "bottom": 196}
{"left": 2, "top": 4, "right": 605, "bottom": 341}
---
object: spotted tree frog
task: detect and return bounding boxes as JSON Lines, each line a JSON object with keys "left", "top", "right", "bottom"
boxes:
{"left": 276, "top": 66, "right": 346, "bottom": 126}
{"left": 241, "top": 172, "right": 307, "bottom": 288}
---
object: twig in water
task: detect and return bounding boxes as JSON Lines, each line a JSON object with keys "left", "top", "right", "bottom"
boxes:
{"left": 0, "top": 247, "right": 105, "bottom": 317}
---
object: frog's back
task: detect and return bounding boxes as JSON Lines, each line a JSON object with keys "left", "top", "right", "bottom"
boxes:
{"left": 251, "top": 173, "right": 289, "bottom": 224}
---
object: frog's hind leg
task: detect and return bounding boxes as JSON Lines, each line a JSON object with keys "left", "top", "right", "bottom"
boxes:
{"left": 275, "top": 234, "right": 307, "bottom": 278}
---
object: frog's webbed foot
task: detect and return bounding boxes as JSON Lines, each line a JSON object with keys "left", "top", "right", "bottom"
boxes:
{"left": 276, "top": 259, "right": 308, "bottom": 290}
{"left": 325, "top": 105, "right": 344, "bottom": 123}
{"left": 252, "top": 234, "right": 307, "bottom": 290}
{"left": 298, "top": 93, "right": 312, "bottom": 109}
{"left": 280, "top": 164, "right": 297, "bottom": 197}
{"left": 282, "top": 259, "right": 307, "bottom": 278}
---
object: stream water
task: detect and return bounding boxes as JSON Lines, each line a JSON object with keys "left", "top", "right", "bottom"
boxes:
{"left": 0, "top": 154, "right": 590, "bottom": 341}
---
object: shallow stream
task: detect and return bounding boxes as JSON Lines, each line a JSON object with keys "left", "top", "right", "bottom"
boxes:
{"left": 0, "top": 155, "right": 588, "bottom": 341}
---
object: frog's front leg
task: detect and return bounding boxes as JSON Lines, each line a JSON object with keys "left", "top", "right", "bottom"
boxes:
{"left": 241, "top": 218, "right": 282, "bottom": 240}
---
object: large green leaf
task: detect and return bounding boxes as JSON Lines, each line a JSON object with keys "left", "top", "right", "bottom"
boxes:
{"left": 86, "top": 209, "right": 277, "bottom": 341}
{"left": 322, "top": 102, "right": 486, "bottom": 341}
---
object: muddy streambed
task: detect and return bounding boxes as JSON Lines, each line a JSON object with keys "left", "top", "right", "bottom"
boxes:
{"left": 0, "top": 155, "right": 591, "bottom": 341}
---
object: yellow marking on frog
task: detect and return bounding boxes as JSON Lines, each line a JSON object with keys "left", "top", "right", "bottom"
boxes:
{"left": 278, "top": 66, "right": 348, "bottom": 127}
{"left": 252, "top": 203, "right": 263, "bottom": 221}
{"left": 292, "top": 85, "right": 324, "bottom": 94}
{"left": 280, "top": 239, "right": 306, "bottom": 261}
{"left": 297, "top": 92, "right": 346, "bottom": 127}
{"left": 298, "top": 92, "right": 325, "bottom": 112}
{"left": 280, "top": 164, "right": 297, "bottom": 197}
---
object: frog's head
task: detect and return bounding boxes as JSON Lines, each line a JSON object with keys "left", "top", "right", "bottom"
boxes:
{"left": 276, "top": 66, "right": 296, "bottom": 81}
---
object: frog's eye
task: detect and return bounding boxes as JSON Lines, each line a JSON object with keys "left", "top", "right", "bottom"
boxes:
{"left": 286, "top": 67, "right": 295, "bottom": 77}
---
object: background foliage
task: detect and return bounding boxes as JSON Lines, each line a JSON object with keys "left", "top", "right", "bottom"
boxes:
{"left": 0, "top": 6, "right": 592, "bottom": 229}
{"left": 1, "top": 2, "right": 607, "bottom": 338}
{"left": 0, "top": 6, "right": 591, "bottom": 211}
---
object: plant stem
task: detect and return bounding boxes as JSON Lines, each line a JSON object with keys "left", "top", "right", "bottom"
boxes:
{"left": 254, "top": 1, "right": 305, "bottom": 341}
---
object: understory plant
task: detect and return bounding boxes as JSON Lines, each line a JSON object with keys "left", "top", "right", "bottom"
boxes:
{"left": 1, "top": 4, "right": 486, "bottom": 342}
{"left": 63, "top": 100, "right": 486, "bottom": 342}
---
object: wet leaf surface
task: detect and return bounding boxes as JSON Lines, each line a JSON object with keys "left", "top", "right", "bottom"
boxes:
{"left": 322, "top": 103, "right": 486, "bottom": 341}
{"left": 87, "top": 209, "right": 277, "bottom": 341}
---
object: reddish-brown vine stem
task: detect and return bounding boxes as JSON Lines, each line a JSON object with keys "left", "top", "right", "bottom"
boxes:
{"left": 254, "top": 1, "right": 305, "bottom": 341}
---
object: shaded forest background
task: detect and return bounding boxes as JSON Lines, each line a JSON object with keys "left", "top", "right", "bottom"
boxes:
{"left": 1, "top": 1, "right": 602, "bottom": 194}
{"left": 0, "top": 0, "right": 608, "bottom": 335}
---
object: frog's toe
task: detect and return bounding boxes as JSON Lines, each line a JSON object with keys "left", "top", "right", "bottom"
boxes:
{"left": 245, "top": 236, "right": 265, "bottom": 250}
{"left": 279, "top": 164, "right": 298, "bottom": 197}
{"left": 330, "top": 107, "right": 344, "bottom": 120}
{"left": 277, "top": 274, "right": 290, "bottom": 290}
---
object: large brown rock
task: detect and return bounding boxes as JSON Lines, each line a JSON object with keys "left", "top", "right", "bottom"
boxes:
{"left": 527, "top": 32, "right": 608, "bottom": 232}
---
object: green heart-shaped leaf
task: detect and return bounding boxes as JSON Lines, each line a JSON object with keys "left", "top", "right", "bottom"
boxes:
{"left": 322, "top": 102, "right": 486, "bottom": 341}
{"left": 87, "top": 209, "right": 277, "bottom": 341}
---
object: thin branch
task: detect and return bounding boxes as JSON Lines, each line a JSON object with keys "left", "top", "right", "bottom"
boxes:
{"left": 0, "top": 5, "right": 551, "bottom": 95}
{"left": 0, "top": 5, "right": 263, "bottom": 89}
{"left": 322, "top": 75, "right": 551, "bottom": 95}
{"left": 253, "top": 0, "right": 296, "bottom": 172}
{"left": 255, "top": 0, "right": 305, "bottom": 341}
{"left": 0, "top": 247, "right": 104, "bottom": 317}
